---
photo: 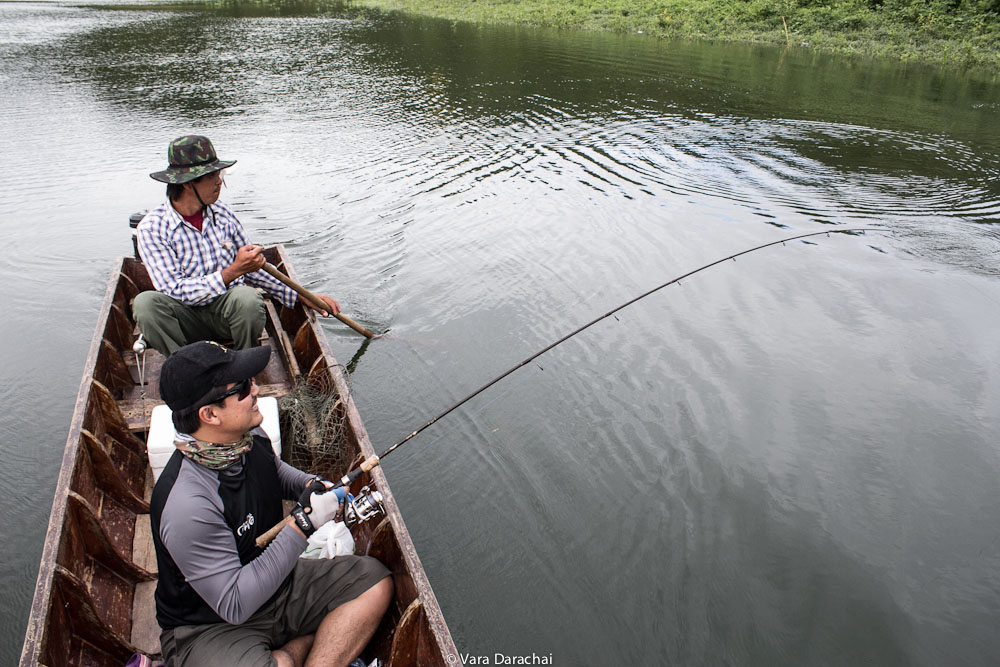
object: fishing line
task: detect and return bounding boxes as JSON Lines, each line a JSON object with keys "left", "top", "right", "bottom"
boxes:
{"left": 335, "top": 227, "right": 887, "bottom": 488}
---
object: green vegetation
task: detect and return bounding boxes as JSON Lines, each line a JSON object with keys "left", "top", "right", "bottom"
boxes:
{"left": 349, "top": 0, "right": 1000, "bottom": 68}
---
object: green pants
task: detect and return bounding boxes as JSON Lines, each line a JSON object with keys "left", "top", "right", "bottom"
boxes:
{"left": 133, "top": 285, "right": 266, "bottom": 356}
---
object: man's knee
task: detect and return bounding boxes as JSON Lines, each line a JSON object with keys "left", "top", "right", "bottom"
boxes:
{"left": 226, "top": 284, "right": 266, "bottom": 306}
{"left": 221, "top": 285, "right": 266, "bottom": 318}
{"left": 133, "top": 290, "right": 176, "bottom": 322}
{"left": 270, "top": 649, "right": 296, "bottom": 667}
{"left": 132, "top": 291, "right": 195, "bottom": 356}
{"left": 215, "top": 286, "right": 266, "bottom": 349}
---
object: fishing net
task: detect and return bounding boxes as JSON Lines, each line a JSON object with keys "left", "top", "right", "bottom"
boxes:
{"left": 279, "top": 371, "right": 352, "bottom": 479}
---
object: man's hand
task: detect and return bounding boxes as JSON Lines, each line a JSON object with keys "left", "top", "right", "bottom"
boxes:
{"left": 222, "top": 244, "right": 266, "bottom": 285}
{"left": 306, "top": 485, "right": 346, "bottom": 526}
{"left": 298, "top": 480, "right": 346, "bottom": 524}
{"left": 286, "top": 481, "right": 351, "bottom": 538}
{"left": 303, "top": 294, "right": 341, "bottom": 317}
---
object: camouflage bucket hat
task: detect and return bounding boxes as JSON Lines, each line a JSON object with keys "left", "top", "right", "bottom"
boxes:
{"left": 149, "top": 135, "right": 237, "bottom": 184}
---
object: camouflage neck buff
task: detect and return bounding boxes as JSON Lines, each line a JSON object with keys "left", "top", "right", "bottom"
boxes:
{"left": 175, "top": 432, "right": 254, "bottom": 470}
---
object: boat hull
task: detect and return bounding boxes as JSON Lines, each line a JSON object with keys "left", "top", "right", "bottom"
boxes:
{"left": 21, "top": 247, "right": 456, "bottom": 666}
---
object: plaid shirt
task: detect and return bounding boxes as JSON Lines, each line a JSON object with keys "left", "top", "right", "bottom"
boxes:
{"left": 137, "top": 200, "right": 297, "bottom": 308}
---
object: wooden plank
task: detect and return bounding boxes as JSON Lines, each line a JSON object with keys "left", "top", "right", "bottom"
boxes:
{"left": 119, "top": 401, "right": 163, "bottom": 433}
{"left": 387, "top": 600, "right": 427, "bottom": 667}
{"left": 263, "top": 298, "right": 301, "bottom": 379}
{"left": 142, "top": 467, "right": 154, "bottom": 504}
{"left": 99, "top": 339, "right": 134, "bottom": 396}
{"left": 257, "top": 335, "right": 291, "bottom": 388}
{"left": 116, "top": 270, "right": 142, "bottom": 308}
{"left": 132, "top": 514, "right": 157, "bottom": 575}
{"left": 66, "top": 492, "right": 153, "bottom": 582}
{"left": 130, "top": 581, "right": 161, "bottom": 657}
{"left": 51, "top": 566, "right": 139, "bottom": 663}
{"left": 90, "top": 381, "right": 148, "bottom": 458}
{"left": 106, "top": 303, "right": 134, "bottom": 353}
{"left": 121, "top": 346, "right": 165, "bottom": 400}
{"left": 80, "top": 430, "right": 149, "bottom": 514}
{"left": 121, "top": 258, "right": 155, "bottom": 296}
{"left": 293, "top": 320, "right": 321, "bottom": 372}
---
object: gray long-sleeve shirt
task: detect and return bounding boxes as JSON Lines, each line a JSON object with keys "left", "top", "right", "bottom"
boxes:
{"left": 157, "top": 432, "right": 311, "bottom": 625}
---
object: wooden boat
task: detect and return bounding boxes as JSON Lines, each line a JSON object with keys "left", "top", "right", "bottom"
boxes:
{"left": 20, "top": 243, "right": 457, "bottom": 666}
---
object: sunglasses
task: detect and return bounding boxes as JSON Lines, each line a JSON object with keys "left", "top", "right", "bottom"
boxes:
{"left": 214, "top": 378, "right": 253, "bottom": 404}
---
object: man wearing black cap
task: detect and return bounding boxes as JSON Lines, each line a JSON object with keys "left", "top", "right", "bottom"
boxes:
{"left": 135, "top": 135, "right": 342, "bottom": 356}
{"left": 151, "top": 341, "right": 392, "bottom": 667}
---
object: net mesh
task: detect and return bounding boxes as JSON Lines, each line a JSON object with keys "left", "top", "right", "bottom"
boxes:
{"left": 279, "top": 371, "right": 352, "bottom": 479}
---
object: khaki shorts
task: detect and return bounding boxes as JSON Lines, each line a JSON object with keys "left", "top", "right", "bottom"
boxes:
{"left": 160, "top": 555, "right": 390, "bottom": 667}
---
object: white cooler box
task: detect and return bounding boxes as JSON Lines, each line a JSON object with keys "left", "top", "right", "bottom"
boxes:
{"left": 147, "top": 396, "right": 282, "bottom": 481}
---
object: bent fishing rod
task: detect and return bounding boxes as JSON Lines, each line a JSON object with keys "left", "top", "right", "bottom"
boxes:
{"left": 257, "top": 227, "right": 885, "bottom": 542}
{"left": 335, "top": 227, "right": 886, "bottom": 491}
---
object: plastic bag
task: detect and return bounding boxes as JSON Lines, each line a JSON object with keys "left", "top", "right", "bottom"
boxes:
{"left": 300, "top": 520, "right": 355, "bottom": 559}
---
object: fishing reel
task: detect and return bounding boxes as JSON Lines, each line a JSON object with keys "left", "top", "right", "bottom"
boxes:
{"left": 344, "top": 485, "right": 384, "bottom": 526}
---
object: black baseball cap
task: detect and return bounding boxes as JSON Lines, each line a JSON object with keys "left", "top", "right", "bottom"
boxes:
{"left": 159, "top": 341, "right": 270, "bottom": 412}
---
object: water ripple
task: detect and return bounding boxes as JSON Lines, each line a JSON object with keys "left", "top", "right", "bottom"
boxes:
{"left": 4, "top": 4, "right": 1000, "bottom": 665}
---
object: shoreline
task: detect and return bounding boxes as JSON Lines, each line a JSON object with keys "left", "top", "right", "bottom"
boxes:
{"left": 349, "top": 0, "right": 1000, "bottom": 71}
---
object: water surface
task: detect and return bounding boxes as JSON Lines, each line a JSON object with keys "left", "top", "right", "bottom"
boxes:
{"left": 2, "top": 1, "right": 999, "bottom": 664}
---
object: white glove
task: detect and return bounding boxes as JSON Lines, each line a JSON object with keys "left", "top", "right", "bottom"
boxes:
{"left": 304, "top": 485, "right": 346, "bottom": 528}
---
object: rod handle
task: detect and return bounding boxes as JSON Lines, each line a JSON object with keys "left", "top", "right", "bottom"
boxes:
{"left": 255, "top": 517, "right": 289, "bottom": 549}
{"left": 339, "top": 455, "right": 381, "bottom": 488}
{"left": 255, "top": 480, "right": 340, "bottom": 549}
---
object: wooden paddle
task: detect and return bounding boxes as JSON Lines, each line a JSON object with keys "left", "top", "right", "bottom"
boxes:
{"left": 261, "top": 263, "right": 375, "bottom": 339}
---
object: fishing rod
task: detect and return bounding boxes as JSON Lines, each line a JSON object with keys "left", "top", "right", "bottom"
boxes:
{"left": 259, "top": 227, "right": 886, "bottom": 542}
{"left": 336, "top": 227, "right": 887, "bottom": 492}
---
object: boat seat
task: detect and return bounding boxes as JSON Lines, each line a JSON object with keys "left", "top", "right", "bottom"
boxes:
{"left": 146, "top": 397, "right": 282, "bottom": 481}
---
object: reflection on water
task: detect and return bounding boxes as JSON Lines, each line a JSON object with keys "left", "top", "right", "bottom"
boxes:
{"left": 2, "top": 1, "right": 1000, "bottom": 664}
{"left": 60, "top": 2, "right": 1000, "bottom": 274}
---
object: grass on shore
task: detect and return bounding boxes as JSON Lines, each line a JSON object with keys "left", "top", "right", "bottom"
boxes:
{"left": 350, "top": 0, "right": 1000, "bottom": 69}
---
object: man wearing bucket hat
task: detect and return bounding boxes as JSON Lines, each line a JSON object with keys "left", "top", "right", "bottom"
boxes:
{"left": 135, "top": 135, "right": 341, "bottom": 356}
{"left": 152, "top": 341, "right": 392, "bottom": 667}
